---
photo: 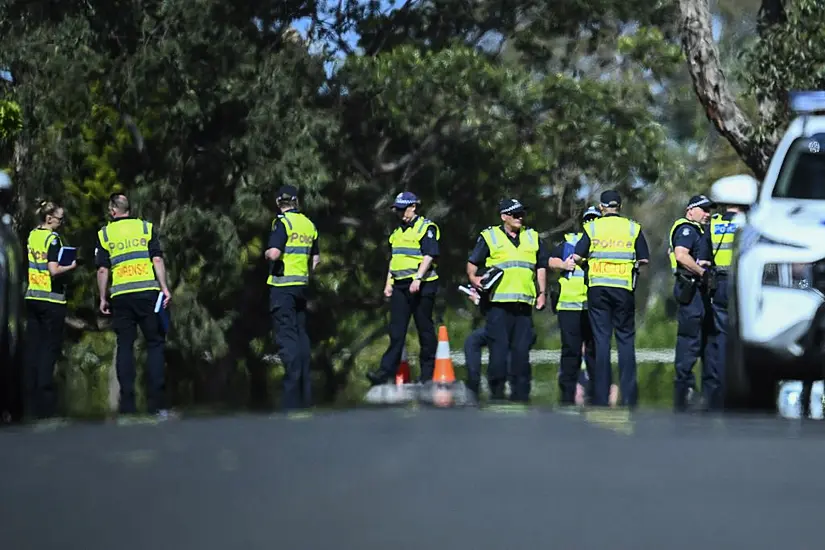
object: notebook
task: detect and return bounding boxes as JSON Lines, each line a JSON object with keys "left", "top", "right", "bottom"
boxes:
{"left": 57, "top": 246, "right": 76, "bottom": 266}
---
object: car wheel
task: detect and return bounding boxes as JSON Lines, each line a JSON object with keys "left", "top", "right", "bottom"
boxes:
{"left": 723, "top": 329, "right": 751, "bottom": 410}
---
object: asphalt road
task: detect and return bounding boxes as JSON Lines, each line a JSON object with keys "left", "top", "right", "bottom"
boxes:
{"left": 2, "top": 407, "right": 825, "bottom": 549}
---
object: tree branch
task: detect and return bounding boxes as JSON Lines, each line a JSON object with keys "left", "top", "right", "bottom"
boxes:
{"left": 373, "top": 112, "right": 453, "bottom": 174}
{"left": 678, "top": 0, "right": 770, "bottom": 179}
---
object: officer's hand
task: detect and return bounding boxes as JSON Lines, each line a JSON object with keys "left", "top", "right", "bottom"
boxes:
{"left": 409, "top": 279, "right": 421, "bottom": 293}
{"left": 535, "top": 293, "right": 546, "bottom": 311}
{"left": 68, "top": 260, "right": 77, "bottom": 270}
{"left": 469, "top": 275, "right": 483, "bottom": 290}
{"left": 99, "top": 299, "right": 110, "bottom": 315}
{"left": 562, "top": 256, "right": 576, "bottom": 271}
{"left": 383, "top": 283, "right": 393, "bottom": 298}
{"left": 162, "top": 288, "right": 171, "bottom": 309}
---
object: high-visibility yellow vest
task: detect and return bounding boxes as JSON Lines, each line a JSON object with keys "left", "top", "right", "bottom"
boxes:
{"left": 709, "top": 213, "right": 736, "bottom": 268}
{"left": 98, "top": 218, "right": 160, "bottom": 298}
{"left": 388, "top": 216, "right": 439, "bottom": 283}
{"left": 583, "top": 216, "right": 639, "bottom": 291}
{"left": 667, "top": 217, "right": 704, "bottom": 273}
{"left": 268, "top": 211, "right": 318, "bottom": 287}
{"left": 480, "top": 225, "right": 539, "bottom": 305}
{"left": 25, "top": 228, "right": 66, "bottom": 304}
{"left": 557, "top": 232, "right": 588, "bottom": 311}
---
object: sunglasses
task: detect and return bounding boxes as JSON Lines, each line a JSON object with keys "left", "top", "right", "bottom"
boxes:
{"left": 507, "top": 211, "right": 525, "bottom": 219}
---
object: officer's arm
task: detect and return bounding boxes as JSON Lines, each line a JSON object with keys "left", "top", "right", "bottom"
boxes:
{"left": 572, "top": 233, "right": 590, "bottom": 265}
{"left": 149, "top": 229, "right": 170, "bottom": 293}
{"left": 635, "top": 229, "right": 650, "bottom": 267}
{"left": 95, "top": 235, "right": 111, "bottom": 298}
{"left": 536, "top": 240, "right": 549, "bottom": 295}
{"left": 309, "top": 236, "right": 320, "bottom": 272}
{"left": 466, "top": 237, "right": 489, "bottom": 286}
{"left": 45, "top": 235, "right": 72, "bottom": 277}
{"left": 546, "top": 242, "right": 566, "bottom": 270}
{"left": 673, "top": 227, "right": 705, "bottom": 277}
{"left": 264, "top": 220, "right": 287, "bottom": 262}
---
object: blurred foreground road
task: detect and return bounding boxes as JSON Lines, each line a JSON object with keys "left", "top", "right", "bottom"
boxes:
{"left": 2, "top": 407, "right": 824, "bottom": 549}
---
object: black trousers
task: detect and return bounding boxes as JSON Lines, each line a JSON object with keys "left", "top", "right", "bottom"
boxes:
{"left": 557, "top": 309, "right": 595, "bottom": 405}
{"left": 673, "top": 284, "right": 717, "bottom": 411}
{"left": 23, "top": 300, "right": 66, "bottom": 419}
{"left": 587, "top": 287, "right": 638, "bottom": 407}
{"left": 271, "top": 288, "right": 312, "bottom": 410}
{"left": 112, "top": 291, "right": 166, "bottom": 414}
{"left": 378, "top": 283, "right": 437, "bottom": 382}
{"left": 486, "top": 302, "right": 534, "bottom": 402}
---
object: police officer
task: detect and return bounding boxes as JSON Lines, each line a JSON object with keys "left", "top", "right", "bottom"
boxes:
{"left": 264, "top": 185, "right": 320, "bottom": 411}
{"left": 461, "top": 282, "right": 531, "bottom": 397}
{"left": 708, "top": 197, "right": 746, "bottom": 410}
{"left": 548, "top": 206, "right": 600, "bottom": 406}
{"left": 23, "top": 200, "right": 77, "bottom": 419}
{"left": 462, "top": 284, "right": 488, "bottom": 396}
{"left": 96, "top": 193, "right": 171, "bottom": 417}
{"left": 466, "top": 198, "right": 548, "bottom": 402}
{"left": 668, "top": 194, "right": 717, "bottom": 411}
{"left": 573, "top": 190, "right": 650, "bottom": 408}
{"left": 367, "top": 191, "right": 439, "bottom": 386}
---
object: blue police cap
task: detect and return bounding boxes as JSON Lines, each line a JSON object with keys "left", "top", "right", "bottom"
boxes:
{"left": 499, "top": 198, "right": 527, "bottom": 214}
{"left": 392, "top": 191, "right": 420, "bottom": 209}
{"left": 582, "top": 206, "right": 601, "bottom": 220}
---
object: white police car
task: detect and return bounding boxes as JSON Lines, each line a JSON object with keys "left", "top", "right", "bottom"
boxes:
{"left": 714, "top": 91, "right": 825, "bottom": 411}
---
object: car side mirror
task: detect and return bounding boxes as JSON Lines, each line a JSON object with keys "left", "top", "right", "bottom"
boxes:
{"left": 710, "top": 174, "right": 758, "bottom": 207}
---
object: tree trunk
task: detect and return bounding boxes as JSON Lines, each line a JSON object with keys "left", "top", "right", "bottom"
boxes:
{"left": 677, "top": 0, "right": 772, "bottom": 180}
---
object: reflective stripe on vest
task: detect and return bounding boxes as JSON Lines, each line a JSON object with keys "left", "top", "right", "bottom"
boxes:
{"left": 388, "top": 216, "right": 440, "bottom": 282}
{"left": 667, "top": 217, "right": 704, "bottom": 274}
{"left": 98, "top": 219, "right": 160, "bottom": 297}
{"left": 584, "top": 217, "right": 639, "bottom": 291}
{"left": 481, "top": 226, "right": 538, "bottom": 305}
{"left": 25, "top": 228, "right": 66, "bottom": 304}
{"left": 709, "top": 213, "right": 736, "bottom": 268}
{"left": 267, "top": 211, "right": 318, "bottom": 287}
{"left": 557, "top": 232, "right": 588, "bottom": 311}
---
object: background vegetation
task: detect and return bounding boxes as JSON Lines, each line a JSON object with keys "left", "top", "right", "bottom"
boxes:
{"left": 2, "top": 0, "right": 822, "bottom": 415}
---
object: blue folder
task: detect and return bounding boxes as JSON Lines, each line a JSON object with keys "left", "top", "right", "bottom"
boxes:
{"left": 562, "top": 241, "right": 576, "bottom": 279}
{"left": 57, "top": 246, "right": 76, "bottom": 266}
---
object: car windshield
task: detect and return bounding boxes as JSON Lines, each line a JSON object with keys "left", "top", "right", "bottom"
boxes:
{"left": 772, "top": 135, "right": 825, "bottom": 199}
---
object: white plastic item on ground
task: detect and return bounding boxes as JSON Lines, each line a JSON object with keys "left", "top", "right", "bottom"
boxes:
{"left": 363, "top": 383, "right": 419, "bottom": 405}
{"left": 777, "top": 380, "right": 824, "bottom": 419}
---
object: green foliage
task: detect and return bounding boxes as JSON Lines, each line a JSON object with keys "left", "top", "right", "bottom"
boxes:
{"left": 0, "top": 0, "right": 774, "bottom": 416}
{"left": 0, "top": 99, "right": 23, "bottom": 142}
{"left": 741, "top": 0, "right": 825, "bottom": 144}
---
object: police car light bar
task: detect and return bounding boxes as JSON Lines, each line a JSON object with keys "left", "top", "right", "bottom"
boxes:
{"left": 789, "top": 91, "right": 825, "bottom": 114}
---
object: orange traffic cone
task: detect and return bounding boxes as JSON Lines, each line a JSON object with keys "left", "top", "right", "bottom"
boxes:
{"left": 432, "top": 325, "right": 456, "bottom": 384}
{"left": 396, "top": 346, "right": 411, "bottom": 386}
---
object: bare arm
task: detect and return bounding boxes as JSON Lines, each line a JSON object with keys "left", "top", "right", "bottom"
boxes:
{"left": 47, "top": 261, "right": 75, "bottom": 277}
{"left": 466, "top": 262, "right": 479, "bottom": 280}
{"left": 264, "top": 248, "right": 282, "bottom": 262}
{"left": 674, "top": 247, "right": 705, "bottom": 277}
{"left": 152, "top": 257, "right": 170, "bottom": 292}
{"left": 547, "top": 257, "right": 566, "bottom": 270}
{"left": 536, "top": 267, "right": 547, "bottom": 295}
{"left": 311, "top": 254, "right": 320, "bottom": 272}
{"left": 416, "top": 255, "right": 434, "bottom": 279}
{"left": 97, "top": 267, "right": 110, "bottom": 299}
